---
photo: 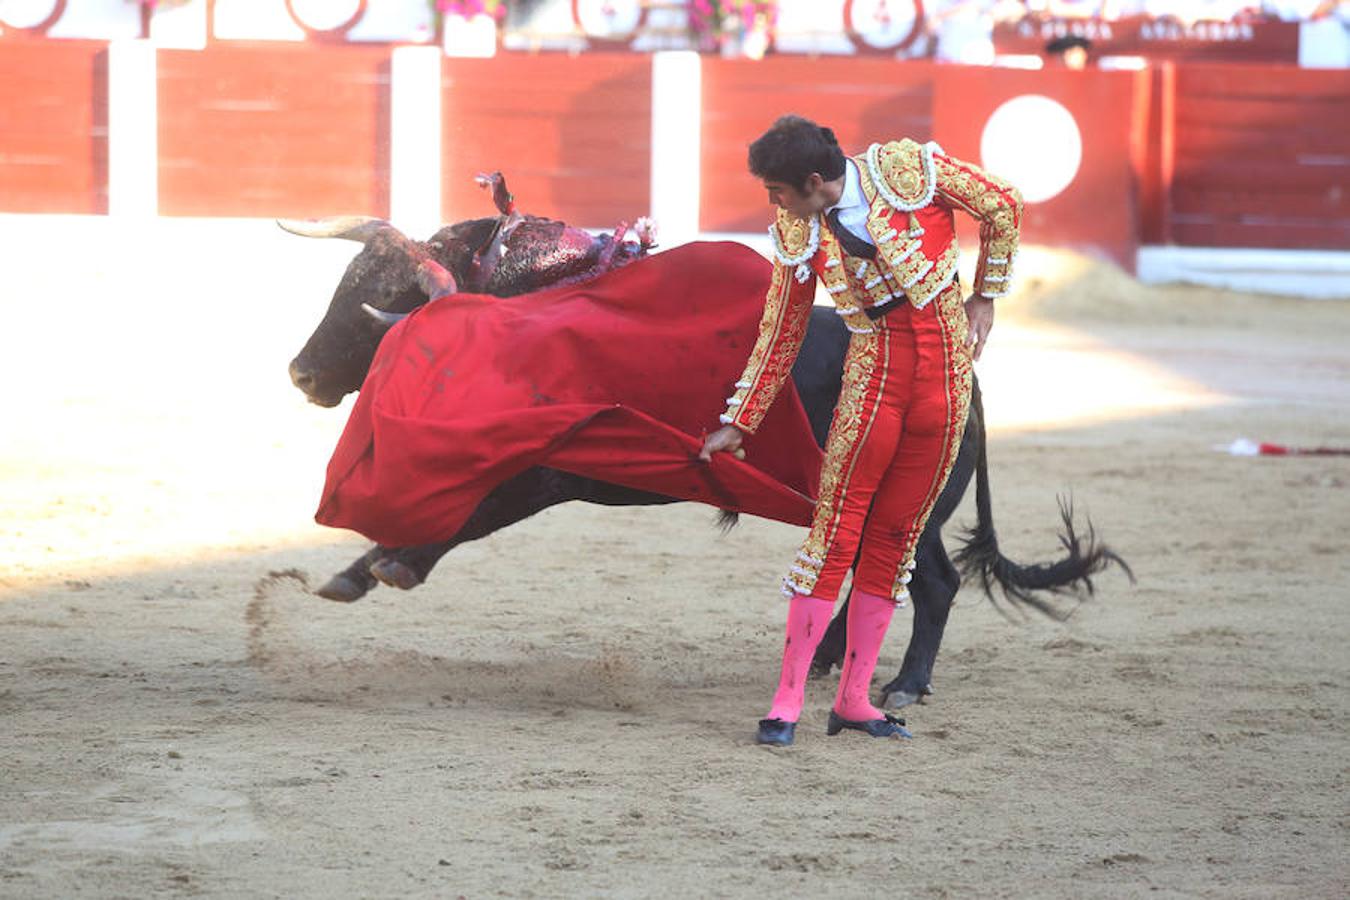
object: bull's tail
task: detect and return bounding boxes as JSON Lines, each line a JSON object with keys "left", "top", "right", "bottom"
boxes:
{"left": 952, "top": 382, "right": 1133, "bottom": 618}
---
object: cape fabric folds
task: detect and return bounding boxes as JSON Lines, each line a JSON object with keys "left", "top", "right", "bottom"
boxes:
{"left": 315, "top": 241, "right": 824, "bottom": 547}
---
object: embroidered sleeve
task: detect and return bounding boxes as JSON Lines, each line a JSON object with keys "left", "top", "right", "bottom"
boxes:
{"left": 932, "top": 153, "right": 1024, "bottom": 299}
{"left": 721, "top": 258, "right": 816, "bottom": 434}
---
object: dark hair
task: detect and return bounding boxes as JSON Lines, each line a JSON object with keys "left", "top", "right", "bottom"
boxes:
{"left": 1045, "top": 35, "right": 1092, "bottom": 55}
{"left": 748, "top": 115, "right": 846, "bottom": 192}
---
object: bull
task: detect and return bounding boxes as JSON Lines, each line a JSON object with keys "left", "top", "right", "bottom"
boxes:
{"left": 284, "top": 173, "right": 1126, "bottom": 709}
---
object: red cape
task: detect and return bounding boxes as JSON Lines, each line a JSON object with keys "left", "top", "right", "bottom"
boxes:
{"left": 315, "top": 241, "right": 823, "bottom": 547}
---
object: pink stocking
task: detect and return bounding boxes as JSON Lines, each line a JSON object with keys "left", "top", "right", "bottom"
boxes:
{"left": 832, "top": 588, "right": 897, "bottom": 721}
{"left": 765, "top": 595, "right": 835, "bottom": 723}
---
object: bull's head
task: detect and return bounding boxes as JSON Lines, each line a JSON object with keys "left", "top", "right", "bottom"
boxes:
{"left": 285, "top": 172, "right": 656, "bottom": 406}
{"left": 283, "top": 216, "right": 483, "bottom": 406}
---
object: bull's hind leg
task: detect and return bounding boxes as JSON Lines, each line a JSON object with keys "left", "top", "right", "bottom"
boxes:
{"left": 877, "top": 404, "right": 979, "bottom": 708}
{"left": 879, "top": 531, "right": 959, "bottom": 709}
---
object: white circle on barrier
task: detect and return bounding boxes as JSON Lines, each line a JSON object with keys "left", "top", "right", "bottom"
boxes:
{"left": 575, "top": 0, "right": 642, "bottom": 39}
{"left": 0, "top": 0, "right": 60, "bottom": 29}
{"left": 846, "top": 0, "right": 920, "bottom": 50}
{"left": 290, "top": 0, "right": 361, "bottom": 32}
{"left": 980, "top": 95, "right": 1083, "bottom": 204}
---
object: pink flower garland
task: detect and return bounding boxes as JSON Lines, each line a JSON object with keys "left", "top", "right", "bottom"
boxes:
{"left": 434, "top": 0, "right": 508, "bottom": 23}
{"left": 688, "top": 1, "right": 778, "bottom": 52}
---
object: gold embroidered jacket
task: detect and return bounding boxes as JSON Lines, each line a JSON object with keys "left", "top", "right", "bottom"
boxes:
{"left": 721, "top": 139, "right": 1023, "bottom": 434}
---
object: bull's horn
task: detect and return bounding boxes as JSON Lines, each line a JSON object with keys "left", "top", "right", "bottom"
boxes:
{"left": 277, "top": 216, "right": 391, "bottom": 243}
{"left": 361, "top": 303, "right": 409, "bottom": 326}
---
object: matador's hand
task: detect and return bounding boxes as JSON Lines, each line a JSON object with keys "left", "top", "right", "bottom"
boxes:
{"left": 964, "top": 295, "right": 995, "bottom": 362}
{"left": 698, "top": 424, "right": 745, "bottom": 462}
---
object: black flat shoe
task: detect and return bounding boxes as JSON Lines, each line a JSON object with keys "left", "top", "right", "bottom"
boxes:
{"left": 826, "top": 710, "right": 912, "bottom": 739}
{"left": 756, "top": 718, "right": 796, "bottom": 746}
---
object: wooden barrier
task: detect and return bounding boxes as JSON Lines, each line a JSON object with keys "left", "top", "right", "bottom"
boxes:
{"left": 700, "top": 57, "right": 934, "bottom": 234}
{"left": 157, "top": 44, "right": 390, "bottom": 218}
{"left": 1, "top": 42, "right": 1347, "bottom": 261}
{"left": 931, "top": 65, "right": 1148, "bottom": 271}
{"left": 440, "top": 53, "right": 652, "bottom": 227}
{"left": 1165, "top": 64, "right": 1350, "bottom": 250}
{"left": 0, "top": 40, "right": 108, "bottom": 214}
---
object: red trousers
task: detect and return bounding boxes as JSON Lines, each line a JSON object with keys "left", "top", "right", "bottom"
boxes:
{"left": 784, "top": 283, "right": 973, "bottom": 602}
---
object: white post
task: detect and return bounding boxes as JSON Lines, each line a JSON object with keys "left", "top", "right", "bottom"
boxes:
{"left": 649, "top": 51, "right": 702, "bottom": 247}
{"left": 107, "top": 40, "right": 158, "bottom": 218}
{"left": 389, "top": 45, "right": 443, "bottom": 238}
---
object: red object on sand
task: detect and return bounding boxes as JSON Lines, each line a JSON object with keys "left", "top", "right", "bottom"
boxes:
{"left": 1259, "top": 444, "right": 1350, "bottom": 457}
{"left": 1219, "top": 438, "right": 1350, "bottom": 458}
{"left": 315, "top": 242, "right": 825, "bottom": 547}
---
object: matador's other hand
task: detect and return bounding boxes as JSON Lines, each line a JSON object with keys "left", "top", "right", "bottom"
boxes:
{"left": 964, "top": 295, "right": 995, "bottom": 362}
{"left": 699, "top": 424, "right": 745, "bottom": 462}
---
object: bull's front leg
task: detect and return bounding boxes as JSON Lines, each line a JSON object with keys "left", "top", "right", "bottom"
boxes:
{"left": 366, "top": 470, "right": 677, "bottom": 590}
{"left": 313, "top": 467, "right": 587, "bottom": 601}
{"left": 316, "top": 546, "right": 384, "bottom": 602}
{"left": 366, "top": 467, "right": 592, "bottom": 591}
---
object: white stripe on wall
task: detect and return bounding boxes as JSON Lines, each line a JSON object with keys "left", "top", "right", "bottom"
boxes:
{"left": 650, "top": 51, "right": 702, "bottom": 247}
{"left": 390, "top": 45, "right": 444, "bottom": 238}
{"left": 107, "top": 40, "right": 158, "bottom": 218}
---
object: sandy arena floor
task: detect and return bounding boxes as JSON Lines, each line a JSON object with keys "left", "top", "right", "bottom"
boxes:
{"left": 1, "top": 216, "right": 1347, "bottom": 898}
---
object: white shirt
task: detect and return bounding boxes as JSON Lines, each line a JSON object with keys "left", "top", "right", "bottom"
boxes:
{"left": 824, "top": 159, "right": 876, "bottom": 248}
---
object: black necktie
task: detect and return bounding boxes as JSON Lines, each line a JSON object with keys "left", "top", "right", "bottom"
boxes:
{"left": 826, "top": 208, "right": 877, "bottom": 261}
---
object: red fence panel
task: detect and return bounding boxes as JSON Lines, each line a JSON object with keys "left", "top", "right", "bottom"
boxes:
{"left": 1169, "top": 64, "right": 1350, "bottom": 250}
{"left": 932, "top": 65, "right": 1148, "bottom": 271}
{"left": 0, "top": 40, "right": 108, "bottom": 214}
{"left": 441, "top": 53, "right": 652, "bottom": 228}
{"left": 3, "top": 40, "right": 1349, "bottom": 258}
{"left": 157, "top": 44, "right": 390, "bottom": 218}
{"left": 700, "top": 57, "right": 934, "bottom": 234}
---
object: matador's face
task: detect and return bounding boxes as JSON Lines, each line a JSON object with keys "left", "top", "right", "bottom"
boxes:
{"left": 761, "top": 173, "right": 831, "bottom": 220}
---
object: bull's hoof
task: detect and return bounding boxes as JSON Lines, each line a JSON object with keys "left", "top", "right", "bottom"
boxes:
{"left": 369, "top": 558, "right": 423, "bottom": 591}
{"left": 881, "top": 688, "right": 921, "bottom": 710}
{"left": 315, "top": 574, "right": 369, "bottom": 603}
{"left": 881, "top": 683, "right": 933, "bottom": 710}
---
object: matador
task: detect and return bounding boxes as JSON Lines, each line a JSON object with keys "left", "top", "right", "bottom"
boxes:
{"left": 698, "top": 115, "right": 1023, "bottom": 746}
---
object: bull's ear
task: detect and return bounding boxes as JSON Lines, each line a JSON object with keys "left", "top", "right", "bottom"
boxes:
{"left": 417, "top": 258, "right": 458, "bottom": 301}
{"left": 277, "top": 216, "right": 390, "bottom": 243}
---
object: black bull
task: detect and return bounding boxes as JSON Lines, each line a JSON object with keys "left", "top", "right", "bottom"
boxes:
{"left": 284, "top": 204, "right": 1125, "bottom": 710}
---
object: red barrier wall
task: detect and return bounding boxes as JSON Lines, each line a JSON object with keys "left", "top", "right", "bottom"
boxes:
{"left": 932, "top": 65, "right": 1149, "bottom": 271}
{"left": 157, "top": 44, "right": 390, "bottom": 218}
{"left": 0, "top": 40, "right": 107, "bottom": 214}
{"left": 441, "top": 53, "right": 651, "bottom": 228}
{"left": 700, "top": 58, "right": 934, "bottom": 233}
{"left": 702, "top": 61, "right": 1148, "bottom": 269}
{"left": 1165, "top": 64, "right": 1350, "bottom": 250}
{"left": 2, "top": 42, "right": 1348, "bottom": 261}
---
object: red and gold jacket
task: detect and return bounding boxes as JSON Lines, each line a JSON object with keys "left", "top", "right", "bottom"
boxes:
{"left": 720, "top": 139, "right": 1023, "bottom": 434}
